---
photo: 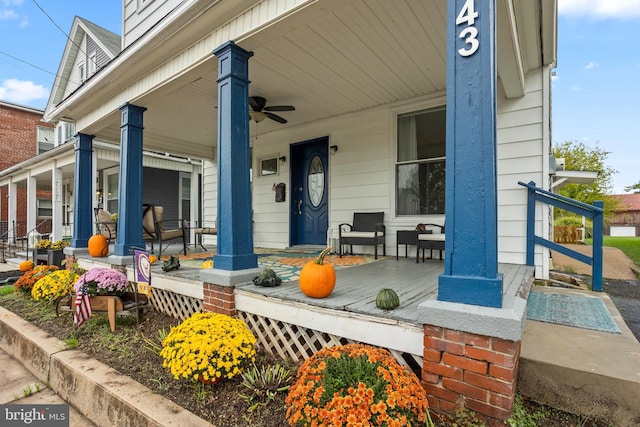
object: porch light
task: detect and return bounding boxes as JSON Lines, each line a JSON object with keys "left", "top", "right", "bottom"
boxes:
{"left": 249, "top": 111, "right": 267, "bottom": 123}
{"left": 279, "top": 156, "right": 286, "bottom": 163}
{"left": 330, "top": 145, "right": 338, "bottom": 155}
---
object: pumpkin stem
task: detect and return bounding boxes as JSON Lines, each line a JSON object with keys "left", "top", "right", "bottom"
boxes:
{"left": 316, "top": 247, "right": 333, "bottom": 265}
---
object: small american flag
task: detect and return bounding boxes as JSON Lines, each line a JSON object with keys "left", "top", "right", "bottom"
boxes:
{"left": 73, "top": 282, "right": 92, "bottom": 327}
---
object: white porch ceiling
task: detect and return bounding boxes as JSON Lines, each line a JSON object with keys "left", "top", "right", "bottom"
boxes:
{"left": 78, "top": 0, "right": 551, "bottom": 160}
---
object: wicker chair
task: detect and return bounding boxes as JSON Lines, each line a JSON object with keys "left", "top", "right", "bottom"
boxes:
{"left": 338, "top": 212, "right": 386, "bottom": 259}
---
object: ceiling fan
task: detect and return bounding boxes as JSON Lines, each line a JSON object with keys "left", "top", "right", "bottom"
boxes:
{"left": 249, "top": 96, "right": 295, "bottom": 124}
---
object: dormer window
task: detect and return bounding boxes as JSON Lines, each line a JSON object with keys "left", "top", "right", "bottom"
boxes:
{"left": 88, "top": 52, "right": 97, "bottom": 76}
{"left": 79, "top": 63, "right": 85, "bottom": 82}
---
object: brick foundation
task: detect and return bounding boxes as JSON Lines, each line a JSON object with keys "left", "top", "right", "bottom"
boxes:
{"left": 202, "top": 282, "right": 236, "bottom": 316}
{"left": 422, "top": 324, "right": 520, "bottom": 425}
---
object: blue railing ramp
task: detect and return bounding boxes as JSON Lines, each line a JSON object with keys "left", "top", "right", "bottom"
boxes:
{"left": 518, "top": 181, "right": 604, "bottom": 291}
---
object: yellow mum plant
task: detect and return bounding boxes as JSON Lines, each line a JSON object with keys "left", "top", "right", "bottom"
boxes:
{"left": 160, "top": 312, "right": 256, "bottom": 383}
{"left": 285, "top": 343, "right": 433, "bottom": 427}
{"left": 31, "top": 270, "right": 79, "bottom": 302}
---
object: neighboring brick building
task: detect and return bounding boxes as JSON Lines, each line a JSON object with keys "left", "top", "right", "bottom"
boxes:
{"left": 0, "top": 100, "right": 55, "bottom": 237}
{"left": 609, "top": 193, "right": 640, "bottom": 236}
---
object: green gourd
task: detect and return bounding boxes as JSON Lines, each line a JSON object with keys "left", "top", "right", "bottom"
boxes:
{"left": 376, "top": 288, "right": 400, "bottom": 310}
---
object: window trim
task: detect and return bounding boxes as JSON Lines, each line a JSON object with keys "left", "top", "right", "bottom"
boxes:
{"left": 37, "top": 198, "right": 53, "bottom": 219}
{"left": 392, "top": 96, "right": 447, "bottom": 220}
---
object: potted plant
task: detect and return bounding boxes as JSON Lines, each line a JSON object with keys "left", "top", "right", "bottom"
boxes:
{"left": 47, "top": 240, "right": 70, "bottom": 267}
{"left": 73, "top": 267, "right": 129, "bottom": 297}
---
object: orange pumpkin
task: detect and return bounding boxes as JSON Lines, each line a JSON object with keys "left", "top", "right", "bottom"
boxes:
{"left": 299, "top": 247, "right": 336, "bottom": 298}
{"left": 19, "top": 259, "right": 34, "bottom": 271}
{"left": 149, "top": 255, "right": 158, "bottom": 264}
{"left": 88, "top": 234, "right": 109, "bottom": 257}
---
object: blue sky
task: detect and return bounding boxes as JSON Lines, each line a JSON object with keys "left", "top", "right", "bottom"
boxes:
{"left": 0, "top": 0, "right": 639, "bottom": 194}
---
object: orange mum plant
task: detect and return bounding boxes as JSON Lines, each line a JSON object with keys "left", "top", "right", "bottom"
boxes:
{"left": 285, "top": 343, "right": 433, "bottom": 427}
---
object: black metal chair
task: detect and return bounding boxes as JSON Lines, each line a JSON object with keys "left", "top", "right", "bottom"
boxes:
{"left": 338, "top": 212, "right": 386, "bottom": 259}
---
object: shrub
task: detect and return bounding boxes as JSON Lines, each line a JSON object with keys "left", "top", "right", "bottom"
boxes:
{"left": 160, "top": 312, "right": 256, "bottom": 383}
{"left": 14, "top": 265, "right": 59, "bottom": 296}
{"left": 31, "top": 270, "right": 79, "bottom": 302}
{"left": 74, "top": 267, "right": 129, "bottom": 296}
{"left": 285, "top": 343, "right": 433, "bottom": 427}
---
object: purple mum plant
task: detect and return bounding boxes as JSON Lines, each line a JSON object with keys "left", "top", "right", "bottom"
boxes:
{"left": 74, "top": 267, "right": 129, "bottom": 296}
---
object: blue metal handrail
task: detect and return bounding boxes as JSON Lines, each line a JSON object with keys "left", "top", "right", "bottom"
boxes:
{"left": 518, "top": 181, "right": 604, "bottom": 291}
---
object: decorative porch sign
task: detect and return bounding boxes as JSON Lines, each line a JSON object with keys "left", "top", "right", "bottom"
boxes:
{"left": 134, "top": 249, "right": 152, "bottom": 296}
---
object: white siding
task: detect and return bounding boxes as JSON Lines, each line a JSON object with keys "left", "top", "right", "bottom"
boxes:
{"left": 496, "top": 69, "right": 551, "bottom": 275}
{"left": 123, "top": 0, "right": 177, "bottom": 49}
{"left": 63, "top": 36, "right": 87, "bottom": 99}
{"left": 200, "top": 71, "right": 552, "bottom": 274}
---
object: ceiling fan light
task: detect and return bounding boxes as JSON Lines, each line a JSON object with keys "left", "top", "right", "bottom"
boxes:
{"left": 250, "top": 111, "right": 267, "bottom": 123}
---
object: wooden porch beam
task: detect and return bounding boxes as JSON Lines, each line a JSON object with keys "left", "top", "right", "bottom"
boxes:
{"left": 211, "top": 41, "right": 258, "bottom": 271}
{"left": 71, "top": 133, "right": 94, "bottom": 249}
{"left": 496, "top": 0, "right": 525, "bottom": 98}
{"left": 439, "top": 0, "right": 503, "bottom": 308}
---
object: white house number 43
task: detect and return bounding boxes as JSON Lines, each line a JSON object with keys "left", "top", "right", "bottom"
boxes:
{"left": 456, "top": 0, "right": 479, "bottom": 57}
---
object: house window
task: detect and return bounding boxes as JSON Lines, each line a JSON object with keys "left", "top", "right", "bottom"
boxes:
{"left": 396, "top": 107, "right": 446, "bottom": 216}
{"left": 79, "top": 63, "right": 85, "bottom": 82}
{"left": 37, "top": 199, "right": 53, "bottom": 218}
{"left": 104, "top": 168, "right": 119, "bottom": 213}
{"left": 36, "top": 126, "right": 54, "bottom": 154}
{"left": 179, "top": 173, "right": 191, "bottom": 223}
{"left": 88, "top": 52, "right": 97, "bottom": 76}
{"left": 56, "top": 121, "right": 75, "bottom": 145}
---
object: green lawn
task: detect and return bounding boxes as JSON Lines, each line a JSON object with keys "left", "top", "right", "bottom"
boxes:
{"left": 586, "top": 236, "right": 640, "bottom": 267}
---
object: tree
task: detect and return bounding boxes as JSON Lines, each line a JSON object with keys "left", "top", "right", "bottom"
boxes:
{"left": 552, "top": 140, "right": 619, "bottom": 221}
{"left": 624, "top": 181, "right": 640, "bottom": 193}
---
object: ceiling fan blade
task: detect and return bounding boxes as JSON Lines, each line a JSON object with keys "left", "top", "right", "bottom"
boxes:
{"left": 264, "top": 105, "right": 295, "bottom": 112}
{"left": 249, "top": 96, "right": 267, "bottom": 111}
{"left": 266, "top": 112, "right": 287, "bottom": 124}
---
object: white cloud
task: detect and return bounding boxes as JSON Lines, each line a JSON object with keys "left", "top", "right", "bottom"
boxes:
{"left": 0, "top": 79, "right": 48, "bottom": 105}
{"left": 584, "top": 61, "right": 600, "bottom": 70}
{"left": 0, "top": 9, "right": 17, "bottom": 19}
{"left": 558, "top": 0, "right": 640, "bottom": 19}
{"left": 1, "top": 0, "right": 24, "bottom": 6}
{"left": 571, "top": 85, "right": 582, "bottom": 92}
{"left": 0, "top": 0, "right": 24, "bottom": 23}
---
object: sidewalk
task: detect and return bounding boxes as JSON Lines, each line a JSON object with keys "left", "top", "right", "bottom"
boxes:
{"left": 0, "top": 348, "right": 96, "bottom": 426}
{"left": 0, "top": 303, "right": 213, "bottom": 427}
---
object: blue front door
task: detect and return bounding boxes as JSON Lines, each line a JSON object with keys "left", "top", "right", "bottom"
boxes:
{"left": 290, "top": 138, "right": 329, "bottom": 246}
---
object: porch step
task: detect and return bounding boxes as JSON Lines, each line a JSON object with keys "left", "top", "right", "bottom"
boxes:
{"left": 519, "top": 288, "right": 640, "bottom": 426}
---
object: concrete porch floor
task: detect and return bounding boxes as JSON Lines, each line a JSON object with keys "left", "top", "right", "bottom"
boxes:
{"left": 519, "top": 286, "right": 640, "bottom": 425}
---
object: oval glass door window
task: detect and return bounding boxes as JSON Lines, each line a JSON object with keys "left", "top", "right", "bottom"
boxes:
{"left": 307, "top": 156, "right": 324, "bottom": 207}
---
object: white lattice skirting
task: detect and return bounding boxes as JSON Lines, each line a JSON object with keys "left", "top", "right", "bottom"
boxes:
{"left": 149, "top": 287, "right": 203, "bottom": 320}
{"left": 147, "top": 287, "right": 423, "bottom": 373}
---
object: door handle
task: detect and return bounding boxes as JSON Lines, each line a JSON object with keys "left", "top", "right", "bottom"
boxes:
{"left": 296, "top": 200, "right": 302, "bottom": 215}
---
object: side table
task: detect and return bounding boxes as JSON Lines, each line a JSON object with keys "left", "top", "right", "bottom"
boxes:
{"left": 396, "top": 230, "right": 418, "bottom": 260}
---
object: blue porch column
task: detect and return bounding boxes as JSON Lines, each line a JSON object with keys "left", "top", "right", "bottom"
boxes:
{"left": 114, "top": 103, "right": 146, "bottom": 257}
{"left": 438, "top": 0, "right": 503, "bottom": 307}
{"left": 212, "top": 41, "right": 257, "bottom": 270}
{"left": 71, "top": 133, "right": 94, "bottom": 248}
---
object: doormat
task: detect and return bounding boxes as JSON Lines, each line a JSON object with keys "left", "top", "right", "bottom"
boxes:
{"left": 527, "top": 290, "right": 621, "bottom": 334}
